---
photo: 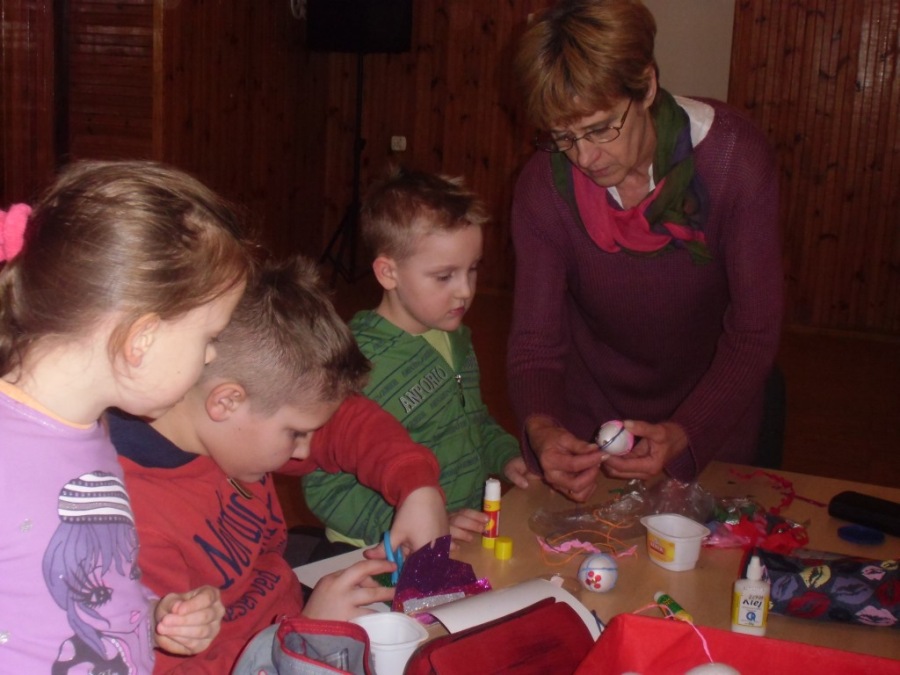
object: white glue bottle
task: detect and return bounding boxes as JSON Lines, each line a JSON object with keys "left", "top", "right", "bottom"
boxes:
{"left": 731, "top": 554, "right": 770, "bottom": 636}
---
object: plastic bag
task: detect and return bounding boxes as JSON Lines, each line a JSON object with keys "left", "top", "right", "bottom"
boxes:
{"left": 707, "top": 497, "right": 808, "bottom": 552}
{"left": 529, "top": 478, "right": 715, "bottom": 553}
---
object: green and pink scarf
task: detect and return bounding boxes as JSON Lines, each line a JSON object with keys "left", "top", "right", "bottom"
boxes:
{"left": 552, "top": 89, "right": 712, "bottom": 264}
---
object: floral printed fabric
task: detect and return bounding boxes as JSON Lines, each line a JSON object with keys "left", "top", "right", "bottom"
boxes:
{"left": 750, "top": 547, "right": 899, "bottom": 627}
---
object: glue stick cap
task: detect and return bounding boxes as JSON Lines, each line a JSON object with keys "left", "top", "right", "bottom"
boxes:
{"left": 494, "top": 536, "right": 513, "bottom": 560}
{"left": 484, "top": 478, "right": 501, "bottom": 501}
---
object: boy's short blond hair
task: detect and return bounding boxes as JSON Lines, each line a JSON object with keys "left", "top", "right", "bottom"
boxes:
{"left": 201, "top": 254, "right": 370, "bottom": 414}
{"left": 360, "top": 166, "right": 488, "bottom": 261}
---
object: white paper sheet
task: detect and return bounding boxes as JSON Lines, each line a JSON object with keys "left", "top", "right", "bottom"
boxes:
{"left": 295, "top": 555, "right": 599, "bottom": 634}
{"left": 426, "top": 577, "right": 601, "bottom": 639}
{"left": 293, "top": 548, "right": 366, "bottom": 587}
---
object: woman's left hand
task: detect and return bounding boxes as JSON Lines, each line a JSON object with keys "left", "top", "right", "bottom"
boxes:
{"left": 601, "top": 420, "right": 688, "bottom": 480}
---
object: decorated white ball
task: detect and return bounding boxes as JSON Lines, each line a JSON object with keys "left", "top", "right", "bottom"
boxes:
{"left": 595, "top": 420, "right": 634, "bottom": 455}
{"left": 684, "top": 665, "right": 741, "bottom": 675}
{"left": 577, "top": 553, "right": 619, "bottom": 593}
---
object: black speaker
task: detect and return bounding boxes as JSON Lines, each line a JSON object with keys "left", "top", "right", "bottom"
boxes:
{"left": 306, "top": 0, "right": 413, "bottom": 54}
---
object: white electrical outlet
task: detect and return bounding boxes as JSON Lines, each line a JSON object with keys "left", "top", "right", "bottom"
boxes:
{"left": 390, "top": 136, "right": 407, "bottom": 152}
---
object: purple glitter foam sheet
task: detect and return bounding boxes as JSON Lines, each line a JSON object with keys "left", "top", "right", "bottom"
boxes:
{"left": 392, "top": 535, "right": 491, "bottom": 621}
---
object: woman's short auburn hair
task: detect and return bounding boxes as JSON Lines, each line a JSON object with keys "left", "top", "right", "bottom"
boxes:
{"left": 515, "top": 0, "right": 658, "bottom": 129}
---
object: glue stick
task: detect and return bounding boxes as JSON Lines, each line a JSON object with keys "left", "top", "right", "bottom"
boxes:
{"left": 482, "top": 478, "right": 501, "bottom": 549}
{"left": 654, "top": 592, "right": 693, "bottom": 623}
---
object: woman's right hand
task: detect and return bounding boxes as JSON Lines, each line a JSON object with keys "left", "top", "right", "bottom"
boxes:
{"left": 525, "top": 415, "right": 606, "bottom": 502}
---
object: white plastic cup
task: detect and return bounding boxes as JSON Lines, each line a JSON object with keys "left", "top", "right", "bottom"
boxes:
{"left": 640, "top": 513, "right": 710, "bottom": 571}
{"left": 351, "top": 611, "right": 428, "bottom": 675}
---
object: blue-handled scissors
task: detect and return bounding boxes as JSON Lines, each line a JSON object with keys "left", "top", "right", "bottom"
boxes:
{"left": 383, "top": 531, "right": 404, "bottom": 585}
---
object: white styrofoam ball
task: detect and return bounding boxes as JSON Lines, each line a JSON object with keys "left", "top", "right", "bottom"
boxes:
{"left": 595, "top": 420, "right": 634, "bottom": 455}
{"left": 684, "top": 664, "right": 741, "bottom": 675}
{"left": 577, "top": 553, "right": 619, "bottom": 593}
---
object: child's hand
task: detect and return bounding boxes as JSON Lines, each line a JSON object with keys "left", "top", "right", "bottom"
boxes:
{"left": 386, "top": 486, "right": 449, "bottom": 553}
{"left": 303, "top": 559, "right": 396, "bottom": 622}
{"left": 503, "top": 456, "right": 535, "bottom": 489}
{"left": 448, "top": 508, "right": 488, "bottom": 544}
{"left": 153, "top": 585, "right": 224, "bottom": 656}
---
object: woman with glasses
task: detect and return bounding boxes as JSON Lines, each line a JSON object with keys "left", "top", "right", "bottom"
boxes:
{"left": 507, "top": 0, "right": 782, "bottom": 501}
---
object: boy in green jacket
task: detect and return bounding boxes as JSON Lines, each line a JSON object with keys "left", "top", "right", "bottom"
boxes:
{"left": 303, "top": 168, "right": 532, "bottom": 547}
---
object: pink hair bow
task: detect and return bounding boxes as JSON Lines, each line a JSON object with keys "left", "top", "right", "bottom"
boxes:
{"left": 0, "top": 203, "right": 31, "bottom": 262}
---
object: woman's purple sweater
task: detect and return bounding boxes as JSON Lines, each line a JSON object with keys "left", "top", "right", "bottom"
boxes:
{"left": 507, "top": 99, "right": 783, "bottom": 481}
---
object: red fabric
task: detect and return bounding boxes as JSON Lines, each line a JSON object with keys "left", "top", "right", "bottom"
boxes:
{"left": 575, "top": 614, "right": 899, "bottom": 675}
{"left": 280, "top": 394, "right": 443, "bottom": 506}
{"left": 121, "top": 395, "right": 441, "bottom": 674}
{"left": 406, "top": 598, "right": 594, "bottom": 675}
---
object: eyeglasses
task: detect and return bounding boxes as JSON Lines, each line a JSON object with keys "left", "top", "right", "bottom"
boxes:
{"left": 533, "top": 99, "right": 634, "bottom": 153}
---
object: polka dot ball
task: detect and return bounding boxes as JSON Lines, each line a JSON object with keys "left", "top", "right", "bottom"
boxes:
{"left": 578, "top": 553, "right": 619, "bottom": 593}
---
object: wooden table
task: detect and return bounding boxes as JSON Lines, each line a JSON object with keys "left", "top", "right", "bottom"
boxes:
{"left": 452, "top": 462, "right": 900, "bottom": 661}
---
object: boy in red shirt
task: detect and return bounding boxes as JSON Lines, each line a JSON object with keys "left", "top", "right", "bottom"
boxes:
{"left": 110, "top": 254, "right": 448, "bottom": 673}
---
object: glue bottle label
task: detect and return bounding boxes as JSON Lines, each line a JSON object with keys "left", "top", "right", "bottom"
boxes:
{"left": 732, "top": 590, "right": 767, "bottom": 628}
{"left": 731, "top": 554, "right": 770, "bottom": 636}
{"left": 482, "top": 499, "right": 500, "bottom": 539}
{"left": 482, "top": 478, "right": 501, "bottom": 549}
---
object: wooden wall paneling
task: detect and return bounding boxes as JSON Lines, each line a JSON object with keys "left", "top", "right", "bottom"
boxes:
{"left": 881, "top": 7, "right": 900, "bottom": 333}
{"left": 447, "top": 3, "right": 527, "bottom": 291}
{"left": 316, "top": 0, "right": 544, "bottom": 292}
{"left": 845, "top": 1, "right": 877, "bottom": 331}
{"left": 412, "top": 1, "right": 449, "bottom": 176}
{"left": 863, "top": 2, "right": 900, "bottom": 333}
{"left": 775, "top": 2, "right": 808, "bottom": 325}
{"left": 839, "top": 1, "right": 871, "bottom": 331}
{"left": 832, "top": 1, "right": 900, "bottom": 334}
{"left": 785, "top": 2, "right": 814, "bottom": 326}
{"left": 796, "top": 3, "right": 829, "bottom": 328}
{"left": 805, "top": 3, "right": 834, "bottom": 329}
{"left": 279, "top": 43, "right": 329, "bottom": 259}
{"left": 160, "top": 3, "right": 256, "bottom": 196}
{"left": 361, "top": 55, "right": 388, "bottom": 186}
{"left": 241, "top": 4, "right": 320, "bottom": 257}
{"left": 731, "top": 0, "right": 899, "bottom": 336}
{"left": 0, "top": 0, "right": 57, "bottom": 204}
{"left": 67, "top": 0, "right": 154, "bottom": 161}
{"left": 6, "top": 0, "right": 897, "bottom": 333}
{"left": 318, "top": 53, "right": 360, "bottom": 270}
{"left": 157, "top": 0, "right": 315, "bottom": 257}
{"left": 808, "top": 2, "right": 854, "bottom": 329}
{"left": 850, "top": 3, "right": 879, "bottom": 330}
{"left": 820, "top": 2, "right": 853, "bottom": 329}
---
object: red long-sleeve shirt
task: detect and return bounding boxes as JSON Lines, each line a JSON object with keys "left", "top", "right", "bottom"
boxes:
{"left": 113, "top": 394, "right": 441, "bottom": 674}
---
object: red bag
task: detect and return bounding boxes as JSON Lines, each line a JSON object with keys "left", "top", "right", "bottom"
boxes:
{"left": 405, "top": 597, "right": 595, "bottom": 675}
{"left": 575, "top": 613, "right": 900, "bottom": 675}
{"left": 233, "top": 616, "right": 373, "bottom": 674}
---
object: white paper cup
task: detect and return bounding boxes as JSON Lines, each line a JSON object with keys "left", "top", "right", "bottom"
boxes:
{"left": 640, "top": 513, "right": 710, "bottom": 571}
{"left": 351, "top": 611, "right": 428, "bottom": 675}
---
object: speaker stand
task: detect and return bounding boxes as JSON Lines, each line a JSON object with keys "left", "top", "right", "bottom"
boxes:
{"left": 320, "top": 51, "right": 369, "bottom": 285}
